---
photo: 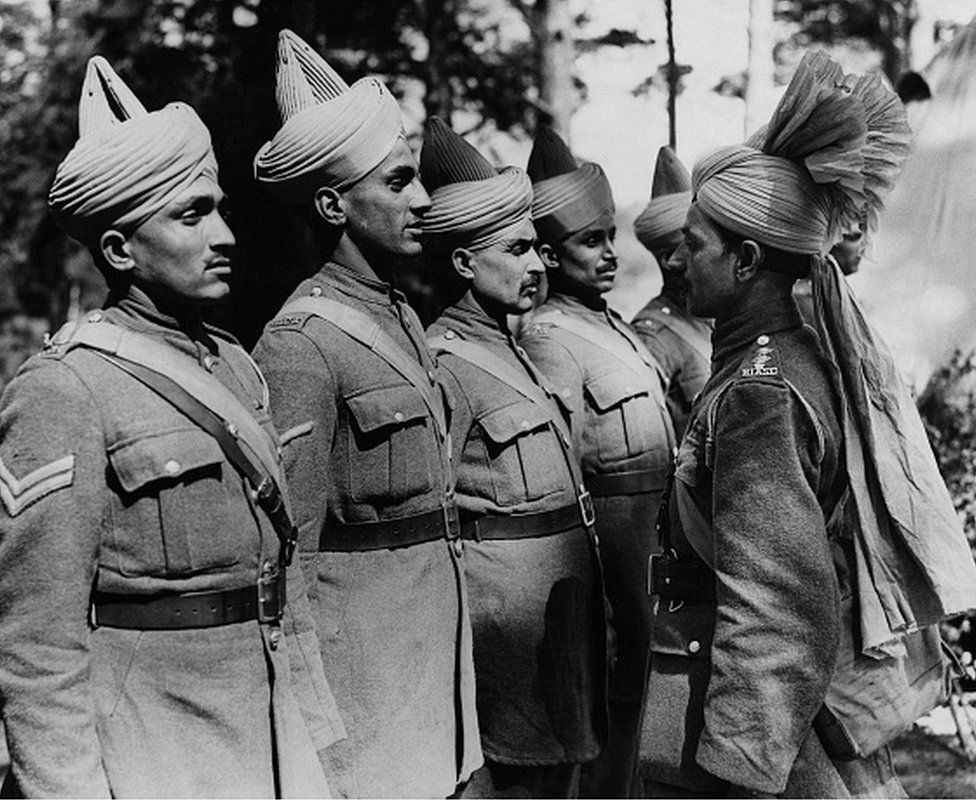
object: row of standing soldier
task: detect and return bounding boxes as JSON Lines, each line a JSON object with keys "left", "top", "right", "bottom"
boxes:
{"left": 2, "top": 31, "right": 976, "bottom": 800}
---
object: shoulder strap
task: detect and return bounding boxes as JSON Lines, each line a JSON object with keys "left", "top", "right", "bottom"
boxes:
{"left": 534, "top": 309, "right": 664, "bottom": 386}
{"left": 52, "top": 321, "right": 295, "bottom": 564}
{"left": 636, "top": 304, "right": 713, "bottom": 363}
{"left": 428, "top": 334, "right": 572, "bottom": 446}
{"left": 282, "top": 295, "right": 447, "bottom": 437}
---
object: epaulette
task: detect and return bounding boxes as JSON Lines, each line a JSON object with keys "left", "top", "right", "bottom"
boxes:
{"left": 38, "top": 313, "right": 103, "bottom": 361}
{"left": 737, "top": 333, "right": 782, "bottom": 381}
{"left": 524, "top": 322, "right": 553, "bottom": 337}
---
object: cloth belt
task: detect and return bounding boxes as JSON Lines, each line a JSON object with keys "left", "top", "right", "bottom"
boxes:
{"left": 648, "top": 553, "right": 715, "bottom": 601}
{"left": 92, "top": 572, "right": 285, "bottom": 630}
{"left": 319, "top": 504, "right": 460, "bottom": 552}
{"left": 460, "top": 502, "right": 587, "bottom": 542}
{"left": 585, "top": 466, "right": 670, "bottom": 497}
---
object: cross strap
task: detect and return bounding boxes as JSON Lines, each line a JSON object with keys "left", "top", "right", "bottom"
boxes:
{"left": 282, "top": 295, "right": 447, "bottom": 438}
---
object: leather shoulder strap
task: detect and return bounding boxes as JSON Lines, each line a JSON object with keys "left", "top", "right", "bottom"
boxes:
{"left": 282, "top": 295, "right": 446, "bottom": 437}
{"left": 428, "top": 334, "right": 572, "bottom": 445}
{"left": 533, "top": 309, "right": 663, "bottom": 385}
{"left": 52, "top": 321, "right": 280, "bottom": 484}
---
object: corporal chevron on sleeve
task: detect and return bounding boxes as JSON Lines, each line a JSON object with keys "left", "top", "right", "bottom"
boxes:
{"left": 0, "top": 454, "right": 75, "bottom": 517}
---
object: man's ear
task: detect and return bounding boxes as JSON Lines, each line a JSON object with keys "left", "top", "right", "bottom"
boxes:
{"left": 99, "top": 229, "right": 135, "bottom": 275}
{"left": 451, "top": 247, "right": 476, "bottom": 281}
{"left": 538, "top": 242, "right": 560, "bottom": 270}
{"left": 735, "top": 239, "right": 764, "bottom": 281}
{"left": 313, "top": 186, "right": 346, "bottom": 227}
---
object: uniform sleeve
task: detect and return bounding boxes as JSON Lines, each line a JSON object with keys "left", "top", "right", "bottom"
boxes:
{"left": 253, "top": 327, "right": 347, "bottom": 752}
{"left": 519, "top": 332, "right": 586, "bottom": 451}
{"left": 0, "top": 361, "right": 112, "bottom": 797}
{"left": 253, "top": 326, "right": 337, "bottom": 543}
{"left": 695, "top": 379, "right": 839, "bottom": 795}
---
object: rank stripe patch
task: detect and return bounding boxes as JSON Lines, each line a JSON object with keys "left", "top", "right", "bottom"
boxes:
{"left": 0, "top": 454, "right": 75, "bottom": 517}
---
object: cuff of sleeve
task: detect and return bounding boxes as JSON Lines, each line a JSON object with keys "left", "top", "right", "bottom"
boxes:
{"left": 696, "top": 728, "right": 790, "bottom": 796}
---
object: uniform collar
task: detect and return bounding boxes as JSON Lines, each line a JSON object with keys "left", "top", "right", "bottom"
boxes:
{"left": 544, "top": 290, "right": 611, "bottom": 321}
{"left": 435, "top": 290, "right": 510, "bottom": 344}
{"left": 315, "top": 259, "right": 406, "bottom": 307}
{"left": 711, "top": 296, "right": 802, "bottom": 365}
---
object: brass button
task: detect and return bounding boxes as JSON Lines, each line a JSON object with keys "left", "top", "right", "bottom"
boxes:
{"left": 520, "top": 420, "right": 530, "bottom": 430}
{"left": 662, "top": 306, "right": 671, "bottom": 315}
{"left": 225, "top": 422, "right": 239, "bottom": 437}
{"left": 87, "top": 311, "right": 103, "bottom": 323}
{"left": 688, "top": 640, "right": 701, "bottom": 654}
{"left": 164, "top": 459, "right": 181, "bottom": 475}
{"left": 444, "top": 330, "right": 456, "bottom": 340}
{"left": 452, "top": 539, "right": 464, "bottom": 557}
{"left": 757, "top": 334, "right": 770, "bottom": 346}
{"left": 202, "top": 355, "right": 215, "bottom": 371}
{"left": 310, "top": 286, "right": 323, "bottom": 297}
{"left": 269, "top": 629, "right": 281, "bottom": 651}
{"left": 394, "top": 411, "right": 405, "bottom": 423}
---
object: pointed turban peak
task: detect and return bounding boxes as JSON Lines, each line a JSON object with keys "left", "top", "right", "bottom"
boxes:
{"left": 419, "top": 117, "right": 533, "bottom": 252}
{"left": 253, "top": 29, "right": 405, "bottom": 204}
{"left": 527, "top": 125, "right": 614, "bottom": 245}
{"left": 48, "top": 56, "right": 218, "bottom": 248}
{"left": 634, "top": 146, "right": 692, "bottom": 253}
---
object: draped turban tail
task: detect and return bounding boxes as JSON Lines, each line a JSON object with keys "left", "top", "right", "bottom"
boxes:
{"left": 692, "top": 145, "right": 831, "bottom": 255}
{"left": 49, "top": 102, "right": 217, "bottom": 247}
{"left": 633, "top": 191, "right": 692, "bottom": 252}
{"left": 531, "top": 162, "right": 615, "bottom": 244}
{"left": 254, "top": 78, "right": 404, "bottom": 204}
{"left": 422, "top": 169, "right": 533, "bottom": 252}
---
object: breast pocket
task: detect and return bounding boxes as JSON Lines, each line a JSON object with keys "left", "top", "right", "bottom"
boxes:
{"left": 477, "top": 400, "right": 566, "bottom": 506}
{"left": 584, "top": 370, "right": 655, "bottom": 462}
{"left": 106, "top": 426, "right": 243, "bottom": 577}
{"left": 343, "top": 385, "right": 438, "bottom": 504}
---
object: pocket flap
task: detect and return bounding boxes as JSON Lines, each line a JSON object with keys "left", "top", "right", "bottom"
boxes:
{"left": 108, "top": 426, "right": 224, "bottom": 494}
{"left": 346, "top": 385, "right": 428, "bottom": 434}
{"left": 478, "top": 401, "right": 552, "bottom": 445}
{"left": 584, "top": 371, "right": 648, "bottom": 412}
{"left": 650, "top": 601, "right": 715, "bottom": 658}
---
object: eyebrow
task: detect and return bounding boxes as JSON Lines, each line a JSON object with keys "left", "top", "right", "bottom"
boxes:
{"left": 175, "top": 193, "right": 219, "bottom": 211}
{"left": 387, "top": 165, "right": 416, "bottom": 181}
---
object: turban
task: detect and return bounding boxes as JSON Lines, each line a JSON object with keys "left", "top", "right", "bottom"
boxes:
{"left": 419, "top": 117, "right": 533, "bottom": 252}
{"left": 527, "top": 126, "right": 614, "bottom": 244}
{"left": 48, "top": 57, "right": 217, "bottom": 247}
{"left": 254, "top": 29, "right": 404, "bottom": 204}
{"left": 634, "top": 146, "right": 692, "bottom": 252}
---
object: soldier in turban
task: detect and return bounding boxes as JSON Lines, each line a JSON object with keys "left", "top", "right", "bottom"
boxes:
{"left": 252, "top": 31, "right": 480, "bottom": 798}
{"left": 0, "top": 56, "right": 340, "bottom": 796}
{"left": 520, "top": 127, "right": 675, "bottom": 798}
{"left": 644, "top": 51, "right": 976, "bottom": 797}
{"left": 630, "top": 147, "right": 712, "bottom": 439}
{"left": 421, "top": 117, "right": 608, "bottom": 799}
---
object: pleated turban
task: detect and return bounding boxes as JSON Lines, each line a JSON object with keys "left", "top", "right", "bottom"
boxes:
{"left": 48, "top": 57, "right": 217, "bottom": 247}
{"left": 527, "top": 126, "right": 614, "bottom": 244}
{"left": 693, "top": 145, "right": 832, "bottom": 255}
{"left": 634, "top": 146, "right": 692, "bottom": 252}
{"left": 419, "top": 117, "right": 533, "bottom": 252}
{"left": 254, "top": 29, "right": 404, "bottom": 204}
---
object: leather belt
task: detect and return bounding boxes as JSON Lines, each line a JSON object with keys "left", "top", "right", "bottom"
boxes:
{"left": 461, "top": 502, "right": 585, "bottom": 542}
{"left": 319, "top": 503, "right": 460, "bottom": 552}
{"left": 648, "top": 553, "right": 715, "bottom": 601}
{"left": 586, "top": 466, "right": 670, "bottom": 497}
{"left": 92, "top": 572, "right": 285, "bottom": 630}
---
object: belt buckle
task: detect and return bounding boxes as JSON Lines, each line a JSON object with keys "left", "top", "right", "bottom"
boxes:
{"left": 577, "top": 489, "right": 596, "bottom": 528}
{"left": 258, "top": 562, "right": 286, "bottom": 624}
{"left": 443, "top": 497, "right": 460, "bottom": 541}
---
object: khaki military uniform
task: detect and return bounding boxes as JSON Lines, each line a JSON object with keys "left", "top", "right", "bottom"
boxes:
{"left": 520, "top": 291, "right": 675, "bottom": 796}
{"left": 0, "top": 288, "right": 341, "bottom": 798}
{"left": 253, "top": 260, "right": 480, "bottom": 799}
{"left": 428, "top": 292, "right": 608, "bottom": 797}
{"left": 631, "top": 290, "right": 712, "bottom": 440}
{"left": 643, "top": 297, "right": 904, "bottom": 798}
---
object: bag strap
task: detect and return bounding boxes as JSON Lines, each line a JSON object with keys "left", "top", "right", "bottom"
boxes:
{"left": 533, "top": 309, "right": 664, "bottom": 386}
{"left": 282, "top": 295, "right": 447, "bottom": 438}
{"left": 51, "top": 320, "right": 296, "bottom": 565}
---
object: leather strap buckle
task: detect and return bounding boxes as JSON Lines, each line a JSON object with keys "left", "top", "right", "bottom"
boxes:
{"left": 577, "top": 488, "right": 596, "bottom": 528}
{"left": 443, "top": 498, "right": 460, "bottom": 541}
{"left": 257, "top": 562, "right": 286, "bottom": 624}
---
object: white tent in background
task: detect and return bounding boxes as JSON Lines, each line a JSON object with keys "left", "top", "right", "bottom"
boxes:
{"left": 861, "top": 16, "right": 976, "bottom": 387}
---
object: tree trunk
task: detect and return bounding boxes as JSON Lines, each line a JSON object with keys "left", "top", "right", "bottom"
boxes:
{"left": 745, "top": 0, "right": 775, "bottom": 137}
{"left": 424, "top": 0, "right": 454, "bottom": 122}
{"left": 532, "top": 0, "right": 575, "bottom": 140}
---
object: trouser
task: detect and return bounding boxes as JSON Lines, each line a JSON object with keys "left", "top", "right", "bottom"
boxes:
{"left": 460, "top": 759, "right": 581, "bottom": 799}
